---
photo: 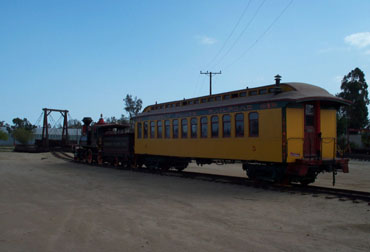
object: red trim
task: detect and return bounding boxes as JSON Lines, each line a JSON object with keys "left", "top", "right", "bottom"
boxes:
{"left": 286, "top": 158, "right": 349, "bottom": 177}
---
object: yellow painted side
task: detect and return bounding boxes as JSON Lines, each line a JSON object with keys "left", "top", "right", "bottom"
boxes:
{"left": 286, "top": 108, "right": 304, "bottom": 162}
{"left": 135, "top": 108, "right": 282, "bottom": 162}
{"left": 320, "top": 109, "right": 336, "bottom": 159}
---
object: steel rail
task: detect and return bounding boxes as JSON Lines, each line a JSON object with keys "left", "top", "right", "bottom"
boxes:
{"left": 53, "top": 151, "right": 370, "bottom": 205}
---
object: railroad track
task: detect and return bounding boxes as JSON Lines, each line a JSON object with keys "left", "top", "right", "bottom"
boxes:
{"left": 52, "top": 151, "right": 370, "bottom": 205}
{"left": 346, "top": 153, "right": 370, "bottom": 162}
{"left": 51, "top": 150, "right": 74, "bottom": 161}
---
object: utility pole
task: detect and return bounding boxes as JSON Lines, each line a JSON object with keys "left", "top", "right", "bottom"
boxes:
{"left": 200, "top": 71, "right": 222, "bottom": 95}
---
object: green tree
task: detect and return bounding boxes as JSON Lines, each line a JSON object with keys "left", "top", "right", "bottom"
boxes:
{"left": 7, "top": 118, "right": 35, "bottom": 132}
{"left": 6, "top": 118, "right": 36, "bottom": 145}
{"left": 123, "top": 94, "right": 143, "bottom": 120}
{"left": 337, "top": 68, "right": 369, "bottom": 130}
{"left": 336, "top": 113, "right": 348, "bottom": 137}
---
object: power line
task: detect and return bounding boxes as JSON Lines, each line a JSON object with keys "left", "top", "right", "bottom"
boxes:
{"left": 193, "top": 73, "right": 202, "bottom": 97}
{"left": 204, "top": 0, "right": 252, "bottom": 69}
{"left": 196, "top": 74, "right": 208, "bottom": 96}
{"left": 223, "top": 0, "right": 294, "bottom": 70}
{"left": 210, "top": 0, "right": 267, "bottom": 69}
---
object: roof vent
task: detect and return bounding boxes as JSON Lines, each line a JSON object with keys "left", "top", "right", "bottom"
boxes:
{"left": 273, "top": 74, "right": 282, "bottom": 94}
{"left": 275, "top": 74, "right": 281, "bottom": 86}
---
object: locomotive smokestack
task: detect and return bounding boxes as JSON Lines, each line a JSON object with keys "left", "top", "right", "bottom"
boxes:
{"left": 275, "top": 74, "right": 281, "bottom": 86}
{"left": 82, "top": 117, "right": 93, "bottom": 126}
{"left": 82, "top": 117, "right": 93, "bottom": 135}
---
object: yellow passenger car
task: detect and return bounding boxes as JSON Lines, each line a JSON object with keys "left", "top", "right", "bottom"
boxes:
{"left": 134, "top": 77, "right": 349, "bottom": 184}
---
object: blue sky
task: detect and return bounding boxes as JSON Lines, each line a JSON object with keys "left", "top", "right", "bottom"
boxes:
{"left": 1, "top": 0, "right": 370, "bottom": 125}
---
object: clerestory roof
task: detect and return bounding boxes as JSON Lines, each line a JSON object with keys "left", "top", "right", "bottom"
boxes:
{"left": 136, "top": 82, "right": 350, "bottom": 118}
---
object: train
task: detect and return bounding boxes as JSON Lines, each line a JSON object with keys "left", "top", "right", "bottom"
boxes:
{"left": 74, "top": 76, "right": 350, "bottom": 185}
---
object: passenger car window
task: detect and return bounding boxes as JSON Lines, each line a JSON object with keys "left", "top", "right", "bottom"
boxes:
{"left": 181, "top": 119, "right": 188, "bottom": 138}
{"left": 150, "top": 121, "right": 155, "bottom": 138}
{"left": 305, "top": 104, "right": 314, "bottom": 126}
{"left": 201, "top": 117, "right": 208, "bottom": 138}
{"left": 191, "top": 118, "right": 197, "bottom": 138}
{"left": 235, "top": 113, "right": 244, "bottom": 137}
{"left": 249, "top": 112, "right": 259, "bottom": 137}
{"left": 211, "top": 116, "right": 219, "bottom": 137}
{"left": 144, "top": 121, "right": 148, "bottom": 138}
{"left": 157, "top": 121, "right": 162, "bottom": 138}
{"left": 173, "top": 119, "right": 179, "bottom": 138}
{"left": 165, "top": 120, "right": 170, "bottom": 138}
{"left": 223, "top": 115, "right": 231, "bottom": 137}
{"left": 137, "top": 122, "right": 142, "bottom": 139}
{"left": 259, "top": 89, "right": 267, "bottom": 94}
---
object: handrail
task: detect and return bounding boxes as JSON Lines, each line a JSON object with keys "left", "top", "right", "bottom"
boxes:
{"left": 286, "top": 137, "right": 337, "bottom": 160}
{"left": 320, "top": 137, "right": 336, "bottom": 161}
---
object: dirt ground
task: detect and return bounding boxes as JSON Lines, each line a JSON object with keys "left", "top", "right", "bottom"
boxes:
{"left": 0, "top": 152, "right": 369, "bottom": 252}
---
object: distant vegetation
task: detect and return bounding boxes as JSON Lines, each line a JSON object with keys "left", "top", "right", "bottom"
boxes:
{"left": 105, "top": 115, "right": 129, "bottom": 125}
{"left": 337, "top": 67, "right": 369, "bottom": 135}
{"left": 124, "top": 94, "right": 143, "bottom": 120}
{"left": 6, "top": 118, "right": 36, "bottom": 145}
{"left": 124, "top": 94, "right": 143, "bottom": 129}
{"left": 68, "top": 119, "right": 82, "bottom": 128}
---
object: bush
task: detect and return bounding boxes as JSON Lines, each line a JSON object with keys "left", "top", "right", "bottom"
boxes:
{"left": 12, "top": 128, "right": 34, "bottom": 145}
{"left": 362, "top": 131, "right": 370, "bottom": 148}
{"left": 337, "top": 136, "right": 348, "bottom": 152}
{"left": 0, "top": 130, "right": 8, "bottom": 141}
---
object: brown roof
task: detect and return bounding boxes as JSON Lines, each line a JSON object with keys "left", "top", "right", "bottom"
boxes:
{"left": 136, "top": 82, "right": 350, "bottom": 118}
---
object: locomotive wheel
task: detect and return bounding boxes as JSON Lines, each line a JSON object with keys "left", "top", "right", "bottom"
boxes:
{"left": 113, "top": 157, "right": 119, "bottom": 167}
{"left": 136, "top": 160, "right": 144, "bottom": 169}
{"left": 87, "top": 150, "right": 93, "bottom": 164}
{"left": 246, "top": 167, "right": 256, "bottom": 179}
{"left": 121, "top": 158, "right": 131, "bottom": 169}
{"left": 300, "top": 178, "right": 316, "bottom": 186}
{"left": 174, "top": 163, "right": 187, "bottom": 171}
{"left": 160, "top": 163, "right": 171, "bottom": 171}
{"left": 97, "top": 153, "right": 103, "bottom": 165}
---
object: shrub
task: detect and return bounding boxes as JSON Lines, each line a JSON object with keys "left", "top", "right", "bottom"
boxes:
{"left": 12, "top": 128, "right": 34, "bottom": 145}
{"left": 362, "top": 131, "right": 370, "bottom": 148}
{"left": 0, "top": 130, "right": 8, "bottom": 141}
